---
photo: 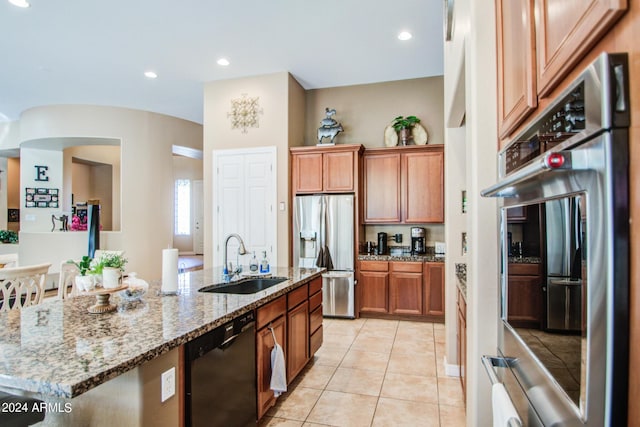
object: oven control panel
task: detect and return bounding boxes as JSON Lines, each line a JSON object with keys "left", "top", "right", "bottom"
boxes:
{"left": 504, "top": 82, "right": 585, "bottom": 174}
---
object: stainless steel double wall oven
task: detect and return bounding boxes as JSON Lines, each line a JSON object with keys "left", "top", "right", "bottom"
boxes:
{"left": 482, "top": 52, "right": 630, "bottom": 426}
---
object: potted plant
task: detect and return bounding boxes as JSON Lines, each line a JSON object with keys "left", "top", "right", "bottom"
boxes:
{"left": 95, "top": 253, "right": 128, "bottom": 289}
{"left": 0, "top": 230, "right": 18, "bottom": 244}
{"left": 392, "top": 115, "right": 421, "bottom": 145}
{"left": 68, "top": 256, "right": 96, "bottom": 292}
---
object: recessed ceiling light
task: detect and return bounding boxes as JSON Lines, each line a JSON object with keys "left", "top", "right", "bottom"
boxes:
{"left": 144, "top": 71, "right": 158, "bottom": 79}
{"left": 217, "top": 58, "right": 230, "bottom": 66}
{"left": 8, "top": 0, "right": 30, "bottom": 8}
{"left": 398, "top": 31, "right": 413, "bottom": 41}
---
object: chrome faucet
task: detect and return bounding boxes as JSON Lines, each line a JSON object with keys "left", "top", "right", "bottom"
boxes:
{"left": 223, "top": 233, "right": 248, "bottom": 279}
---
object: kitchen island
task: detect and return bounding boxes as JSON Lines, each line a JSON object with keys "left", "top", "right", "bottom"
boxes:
{"left": 0, "top": 266, "right": 323, "bottom": 426}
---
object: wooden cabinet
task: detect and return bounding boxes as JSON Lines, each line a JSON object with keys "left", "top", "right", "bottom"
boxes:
{"left": 403, "top": 149, "right": 445, "bottom": 223}
{"left": 256, "top": 296, "right": 287, "bottom": 419}
{"left": 496, "top": 0, "right": 626, "bottom": 138}
{"left": 496, "top": 0, "right": 537, "bottom": 138}
{"left": 308, "top": 277, "right": 323, "bottom": 356}
{"left": 507, "top": 263, "right": 543, "bottom": 328}
{"left": 389, "top": 262, "right": 423, "bottom": 316}
{"left": 535, "top": 0, "right": 627, "bottom": 97}
{"left": 424, "top": 262, "right": 445, "bottom": 317}
{"left": 364, "top": 145, "right": 444, "bottom": 224}
{"left": 255, "top": 279, "right": 323, "bottom": 420}
{"left": 363, "top": 153, "right": 401, "bottom": 222}
{"left": 359, "top": 260, "right": 444, "bottom": 320}
{"left": 457, "top": 288, "right": 467, "bottom": 400}
{"left": 358, "top": 261, "right": 390, "bottom": 314}
{"left": 290, "top": 145, "right": 363, "bottom": 194}
{"left": 287, "top": 284, "right": 309, "bottom": 383}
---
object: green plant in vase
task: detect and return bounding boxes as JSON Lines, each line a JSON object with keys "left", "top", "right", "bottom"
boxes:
{"left": 95, "top": 253, "right": 128, "bottom": 289}
{"left": 392, "top": 115, "right": 421, "bottom": 145}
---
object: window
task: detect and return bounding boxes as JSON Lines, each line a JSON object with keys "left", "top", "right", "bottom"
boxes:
{"left": 175, "top": 179, "right": 191, "bottom": 235}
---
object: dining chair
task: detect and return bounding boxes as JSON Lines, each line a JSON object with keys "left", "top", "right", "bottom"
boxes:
{"left": 58, "top": 261, "right": 81, "bottom": 300}
{"left": 0, "top": 263, "right": 51, "bottom": 312}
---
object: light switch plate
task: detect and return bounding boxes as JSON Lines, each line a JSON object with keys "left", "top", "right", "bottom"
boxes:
{"left": 161, "top": 367, "right": 175, "bottom": 402}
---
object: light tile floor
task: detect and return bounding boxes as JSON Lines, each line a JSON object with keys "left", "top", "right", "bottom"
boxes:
{"left": 260, "top": 318, "right": 466, "bottom": 427}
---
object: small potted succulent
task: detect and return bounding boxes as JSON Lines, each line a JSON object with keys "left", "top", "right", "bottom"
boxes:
{"left": 68, "top": 256, "right": 96, "bottom": 292}
{"left": 95, "top": 253, "right": 128, "bottom": 289}
{"left": 392, "top": 115, "right": 421, "bottom": 145}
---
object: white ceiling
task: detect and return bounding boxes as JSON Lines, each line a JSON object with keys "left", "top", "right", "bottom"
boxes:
{"left": 0, "top": 0, "right": 444, "bottom": 125}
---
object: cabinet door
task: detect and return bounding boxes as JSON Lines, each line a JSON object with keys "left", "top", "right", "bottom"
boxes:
{"left": 324, "top": 151, "right": 354, "bottom": 192}
{"left": 403, "top": 150, "right": 444, "bottom": 223}
{"left": 535, "top": 0, "right": 627, "bottom": 96}
{"left": 424, "top": 262, "right": 445, "bottom": 318}
{"left": 389, "top": 272, "right": 423, "bottom": 316}
{"left": 292, "top": 153, "right": 323, "bottom": 193}
{"left": 359, "top": 270, "right": 389, "bottom": 314}
{"left": 256, "top": 315, "right": 286, "bottom": 420}
{"left": 496, "top": 0, "right": 537, "bottom": 138}
{"left": 287, "top": 301, "right": 309, "bottom": 383}
{"left": 363, "top": 153, "right": 401, "bottom": 223}
{"left": 507, "top": 275, "right": 542, "bottom": 327}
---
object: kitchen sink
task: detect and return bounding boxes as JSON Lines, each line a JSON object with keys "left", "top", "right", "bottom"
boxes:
{"left": 199, "top": 277, "right": 288, "bottom": 294}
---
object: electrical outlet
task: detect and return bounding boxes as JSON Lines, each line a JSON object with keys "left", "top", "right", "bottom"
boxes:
{"left": 161, "top": 367, "right": 175, "bottom": 403}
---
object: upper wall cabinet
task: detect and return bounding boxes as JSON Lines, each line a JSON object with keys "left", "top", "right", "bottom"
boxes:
{"left": 496, "top": 0, "right": 627, "bottom": 139}
{"left": 496, "top": 0, "right": 537, "bottom": 139}
{"left": 535, "top": 0, "right": 627, "bottom": 97}
{"left": 291, "top": 145, "right": 363, "bottom": 194}
{"left": 364, "top": 145, "right": 444, "bottom": 224}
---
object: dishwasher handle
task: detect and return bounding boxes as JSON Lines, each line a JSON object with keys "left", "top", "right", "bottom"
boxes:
{"left": 219, "top": 321, "right": 255, "bottom": 350}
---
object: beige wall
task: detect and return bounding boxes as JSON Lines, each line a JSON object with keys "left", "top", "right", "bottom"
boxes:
{"left": 203, "top": 72, "right": 305, "bottom": 269}
{"left": 15, "top": 105, "right": 202, "bottom": 278}
{"left": 305, "top": 77, "right": 444, "bottom": 148}
{"left": 443, "top": 0, "right": 500, "bottom": 425}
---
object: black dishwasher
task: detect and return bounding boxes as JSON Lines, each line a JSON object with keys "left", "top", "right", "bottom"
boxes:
{"left": 185, "top": 311, "right": 256, "bottom": 427}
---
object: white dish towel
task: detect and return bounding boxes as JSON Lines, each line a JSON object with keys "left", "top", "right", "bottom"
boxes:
{"left": 270, "top": 329, "right": 287, "bottom": 397}
{"left": 492, "top": 383, "right": 522, "bottom": 427}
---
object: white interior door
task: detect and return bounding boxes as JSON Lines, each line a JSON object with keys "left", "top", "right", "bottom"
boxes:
{"left": 213, "top": 147, "right": 277, "bottom": 268}
{"left": 192, "top": 180, "right": 204, "bottom": 254}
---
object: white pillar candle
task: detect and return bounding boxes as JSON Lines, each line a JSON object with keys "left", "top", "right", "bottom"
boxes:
{"left": 162, "top": 248, "right": 179, "bottom": 293}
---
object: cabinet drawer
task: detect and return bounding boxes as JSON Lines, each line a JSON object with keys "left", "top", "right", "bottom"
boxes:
{"left": 310, "top": 305, "right": 323, "bottom": 334}
{"left": 359, "top": 260, "right": 389, "bottom": 272}
{"left": 309, "top": 290, "right": 322, "bottom": 311}
{"left": 257, "top": 295, "right": 286, "bottom": 330}
{"left": 509, "top": 263, "right": 540, "bottom": 276}
{"left": 390, "top": 261, "right": 423, "bottom": 273}
{"left": 309, "top": 276, "right": 322, "bottom": 296}
{"left": 310, "top": 325, "right": 323, "bottom": 355}
{"left": 288, "top": 284, "right": 309, "bottom": 310}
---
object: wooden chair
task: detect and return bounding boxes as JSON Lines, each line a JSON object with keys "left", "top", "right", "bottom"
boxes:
{"left": 58, "top": 261, "right": 81, "bottom": 300}
{"left": 0, "top": 263, "right": 51, "bottom": 312}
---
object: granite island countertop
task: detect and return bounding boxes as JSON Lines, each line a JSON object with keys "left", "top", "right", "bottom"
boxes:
{"left": 0, "top": 267, "right": 323, "bottom": 399}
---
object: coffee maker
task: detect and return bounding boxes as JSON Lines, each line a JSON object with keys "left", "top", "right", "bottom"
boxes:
{"left": 411, "top": 227, "right": 426, "bottom": 255}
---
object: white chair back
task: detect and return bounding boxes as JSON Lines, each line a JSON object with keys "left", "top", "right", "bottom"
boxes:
{"left": 58, "top": 262, "right": 80, "bottom": 300}
{"left": 0, "top": 263, "right": 51, "bottom": 312}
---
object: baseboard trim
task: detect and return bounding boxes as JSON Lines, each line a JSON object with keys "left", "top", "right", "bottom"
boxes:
{"left": 444, "top": 355, "right": 461, "bottom": 377}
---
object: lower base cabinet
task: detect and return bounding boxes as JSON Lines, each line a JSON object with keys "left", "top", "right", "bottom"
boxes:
{"left": 359, "top": 260, "right": 445, "bottom": 320}
{"left": 255, "top": 277, "right": 322, "bottom": 420}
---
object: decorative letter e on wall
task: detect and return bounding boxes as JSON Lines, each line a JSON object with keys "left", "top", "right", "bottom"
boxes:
{"left": 34, "top": 165, "right": 49, "bottom": 182}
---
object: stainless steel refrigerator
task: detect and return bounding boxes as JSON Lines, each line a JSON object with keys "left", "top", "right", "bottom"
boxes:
{"left": 293, "top": 194, "right": 355, "bottom": 318}
{"left": 545, "top": 196, "right": 583, "bottom": 331}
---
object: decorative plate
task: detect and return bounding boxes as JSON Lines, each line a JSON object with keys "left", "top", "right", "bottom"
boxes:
{"left": 412, "top": 124, "right": 428, "bottom": 145}
{"left": 384, "top": 125, "right": 398, "bottom": 147}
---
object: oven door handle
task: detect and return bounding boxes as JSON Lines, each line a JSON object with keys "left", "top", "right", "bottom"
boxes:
{"left": 481, "top": 150, "right": 589, "bottom": 198}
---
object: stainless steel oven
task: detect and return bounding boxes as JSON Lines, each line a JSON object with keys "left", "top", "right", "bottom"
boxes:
{"left": 481, "top": 52, "right": 630, "bottom": 426}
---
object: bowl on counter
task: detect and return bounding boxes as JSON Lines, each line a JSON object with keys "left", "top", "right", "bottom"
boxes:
{"left": 119, "top": 273, "right": 149, "bottom": 301}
